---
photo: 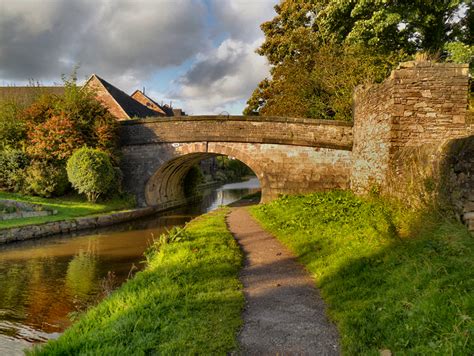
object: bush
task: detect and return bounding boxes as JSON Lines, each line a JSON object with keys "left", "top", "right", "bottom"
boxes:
{"left": 24, "top": 161, "right": 69, "bottom": 197}
{"left": 22, "top": 74, "right": 120, "bottom": 165}
{"left": 0, "top": 100, "right": 26, "bottom": 150}
{"left": 0, "top": 149, "right": 29, "bottom": 192}
{"left": 66, "top": 147, "right": 117, "bottom": 203}
{"left": 27, "top": 114, "right": 84, "bottom": 162}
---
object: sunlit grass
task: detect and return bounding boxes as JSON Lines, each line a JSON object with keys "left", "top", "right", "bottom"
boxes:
{"left": 30, "top": 208, "right": 244, "bottom": 354}
{"left": 0, "top": 191, "right": 135, "bottom": 229}
{"left": 250, "top": 191, "right": 473, "bottom": 355}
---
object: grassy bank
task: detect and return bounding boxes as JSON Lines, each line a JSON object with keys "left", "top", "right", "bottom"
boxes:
{"left": 0, "top": 191, "right": 135, "bottom": 229}
{"left": 250, "top": 191, "right": 473, "bottom": 355}
{"left": 30, "top": 208, "right": 244, "bottom": 355}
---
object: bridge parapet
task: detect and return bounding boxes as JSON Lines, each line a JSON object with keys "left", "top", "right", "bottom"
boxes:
{"left": 119, "top": 115, "right": 353, "bottom": 150}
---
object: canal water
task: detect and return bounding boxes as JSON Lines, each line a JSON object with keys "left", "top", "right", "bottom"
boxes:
{"left": 0, "top": 177, "right": 260, "bottom": 354}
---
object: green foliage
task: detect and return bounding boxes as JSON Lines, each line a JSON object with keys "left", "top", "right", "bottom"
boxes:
{"left": 445, "top": 41, "right": 474, "bottom": 75}
{"left": 24, "top": 161, "right": 69, "bottom": 198}
{"left": 251, "top": 191, "right": 473, "bottom": 355}
{"left": 245, "top": 0, "right": 472, "bottom": 119}
{"left": 31, "top": 209, "right": 244, "bottom": 355}
{"left": 27, "top": 113, "right": 85, "bottom": 162}
{"left": 57, "top": 73, "right": 120, "bottom": 161}
{"left": 247, "top": 43, "right": 399, "bottom": 120}
{"left": 0, "top": 149, "right": 29, "bottom": 192}
{"left": 0, "top": 100, "right": 26, "bottom": 150}
{"left": 214, "top": 156, "right": 253, "bottom": 181}
{"left": 22, "top": 76, "right": 119, "bottom": 165}
{"left": 318, "top": 0, "right": 468, "bottom": 55}
{"left": 144, "top": 226, "right": 189, "bottom": 262}
{"left": 183, "top": 165, "right": 204, "bottom": 197}
{"left": 66, "top": 147, "right": 117, "bottom": 203}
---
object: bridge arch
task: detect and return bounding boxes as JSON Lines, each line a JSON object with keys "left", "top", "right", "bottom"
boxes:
{"left": 144, "top": 144, "right": 265, "bottom": 206}
{"left": 119, "top": 116, "right": 354, "bottom": 208}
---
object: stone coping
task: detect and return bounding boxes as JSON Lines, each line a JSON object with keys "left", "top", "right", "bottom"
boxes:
{"left": 0, "top": 198, "right": 189, "bottom": 245}
{"left": 0, "top": 199, "right": 57, "bottom": 221}
{"left": 119, "top": 115, "right": 354, "bottom": 127}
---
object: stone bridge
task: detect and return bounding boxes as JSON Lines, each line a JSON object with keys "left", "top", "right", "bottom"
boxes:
{"left": 120, "top": 61, "right": 473, "bottom": 229}
{"left": 120, "top": 116, "right": 353, "bottom": 207}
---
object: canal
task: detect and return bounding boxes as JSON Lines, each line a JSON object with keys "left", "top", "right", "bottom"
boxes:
{"left": 0, "top": 177, "right": 260, "bottom": 354}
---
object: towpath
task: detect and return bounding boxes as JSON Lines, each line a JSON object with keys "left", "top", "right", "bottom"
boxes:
{"left": 226, "top": 207, "right": 340, "bottom": 355}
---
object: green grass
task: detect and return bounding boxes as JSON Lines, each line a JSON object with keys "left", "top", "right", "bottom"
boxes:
{"left": 30, "top": 208, "right": 244, "bottom": 355}
{"left": 250, "top": 191, "right": 473, "bottom": 355}
{"left": 0, "top": 191, "right": 135, "bottom": 229}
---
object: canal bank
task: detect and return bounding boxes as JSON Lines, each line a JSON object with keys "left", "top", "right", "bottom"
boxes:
{"left": 0, "top": 178, "right": 260, "bottom": 355}
{"left": 0, "top": 200, "right": 188, "bottom": 245}
{"left": 0, "top": 178, "right": 262, "bottom": 245}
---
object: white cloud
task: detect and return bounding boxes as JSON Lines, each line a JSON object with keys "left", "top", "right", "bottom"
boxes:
{"left": 0, "top": 0, "right": 208, "bottom": 86}
{"left": 0, "top": 0, "right": 278, "bottom": 114}
{"left": 211, "top": 0, "right": 276, "bottom": 41}
{"left": 175, "top": 38, "right": 269, "bottom": 114}
{"left": 171, "top": 0, "right": 277, "bottom": 114}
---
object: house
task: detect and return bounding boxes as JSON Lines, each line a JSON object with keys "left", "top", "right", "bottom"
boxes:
{"left": 0, "top": 74, "right": 186, "bottom": 120}
{"left": 131, "top": 89, "right": 186, "bottom": 117}
{"left": 84, "top": 75, "right": 186, "bottom": 119}
{"left": 83, "top": 74, "right": 161, "bottom": 120}
{"left": 131, "top": 89, "right": 167, "bottom": 116}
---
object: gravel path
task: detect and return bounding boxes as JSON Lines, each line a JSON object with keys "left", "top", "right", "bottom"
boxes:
{"left": 227, "top": 208, "right": 340, "bottom": 355}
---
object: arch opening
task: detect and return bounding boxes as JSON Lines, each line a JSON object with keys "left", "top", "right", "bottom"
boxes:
{"left": 145, "top": 152, "right": 262, "bottom": 208}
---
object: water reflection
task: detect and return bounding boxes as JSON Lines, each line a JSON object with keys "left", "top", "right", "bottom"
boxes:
{"left": 0, "top": 177, "right": 260, "bottom": 354}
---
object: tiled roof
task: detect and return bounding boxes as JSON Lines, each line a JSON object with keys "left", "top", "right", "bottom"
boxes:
{"left": 86, "top": 74, "right": 160, "bottom": 119}
{"left": 131, "top": 90, "right": 167, "bottom": 116}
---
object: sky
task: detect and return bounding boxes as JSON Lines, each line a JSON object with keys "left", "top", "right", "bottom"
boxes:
{"left": 0, "top": 0, "right": 278, "bottom": 114}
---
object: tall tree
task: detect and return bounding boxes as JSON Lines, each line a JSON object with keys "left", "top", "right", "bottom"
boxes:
{"left": 245, "top": 0, "right": 471, "bottom": 119}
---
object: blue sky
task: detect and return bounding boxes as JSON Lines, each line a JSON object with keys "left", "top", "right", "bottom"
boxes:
{"left": 0, "top": 0, "right": 278, "bottom": 114}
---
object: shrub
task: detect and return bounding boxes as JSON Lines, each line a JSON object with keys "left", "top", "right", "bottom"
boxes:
{"left": 66, "top": 147, "right": 117, "bottom": 202}
{"left": 0, "top": 100, "right": 26, "bottom": 150}
{"left": 24, "top": 161, "right": 69, "bottom": 197}
{"left": 22, "top": 74, "right": 120, "bottom": 165}
{"left": 0, "top": 149, "right": 29, "bottom": 192}
{"left": 21, "top": 94, "right": 58, "bottom": 125}
{"left": 27, "top": 113, "right": 84, "bottom": 162}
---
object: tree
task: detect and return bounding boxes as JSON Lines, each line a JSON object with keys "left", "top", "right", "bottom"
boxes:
{"left": 246, "top": 43, "right": 397, "bottom": 120}
{"left": 23, "top": 73, "right": 120, "bottom": 165}
{"left": 245, "top": 0, "right": 472, "bottom": 119}
{"left": 66, "top": 147, "right": 117, "bottom": 203}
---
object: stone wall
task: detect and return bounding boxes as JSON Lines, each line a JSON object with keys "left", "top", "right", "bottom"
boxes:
{"left": 351, "top": 79, "right": 394, "bottom": 193}
{"left": 0, "top": 202, "right": 188, "bottom": 245}
{"left": 120, "top": 116, "right": 353, "bottom": 207}
{"left": 439, "top": 136, "right": 474, "bottom": 230}
{"left": 351, "top": 61, "right": 472, "bottom": 194}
